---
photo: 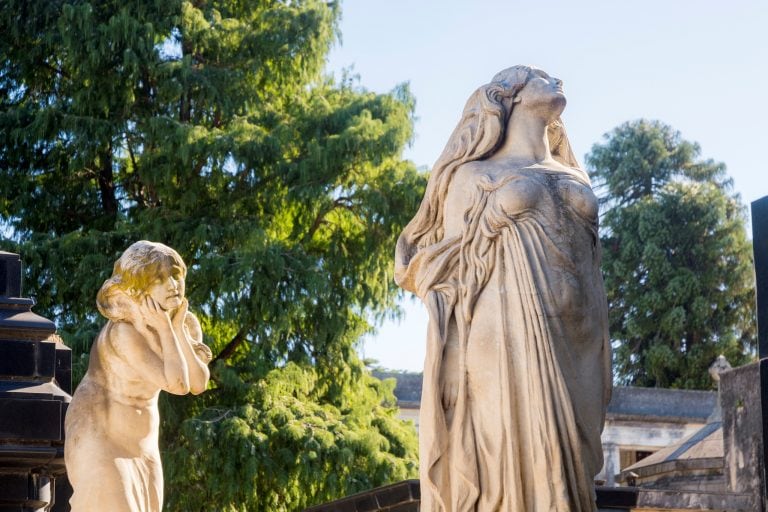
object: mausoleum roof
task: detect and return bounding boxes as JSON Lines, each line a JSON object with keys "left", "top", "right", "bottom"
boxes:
{"left": 373, "top": 370, "right": 424, "bottom": 404}
{"left": 606, "top": 386, "right": 716, "bottom": 422}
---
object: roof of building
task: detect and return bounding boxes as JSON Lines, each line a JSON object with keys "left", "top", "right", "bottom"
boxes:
{"left": 374, "top": 371, "right": 717, "bottom": 421}
{"left": 607, "top": 386, "right": 717, "bottom": 422}
{"left": 624, "top": 421, "right": 723, "bottom": 476}
{"left": 373, "top": 371, "right": 423, "bottom": 403}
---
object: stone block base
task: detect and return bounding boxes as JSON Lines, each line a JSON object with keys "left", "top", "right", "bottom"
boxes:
{"left": 305, "top": 481, "right": 755, "bottom": 511}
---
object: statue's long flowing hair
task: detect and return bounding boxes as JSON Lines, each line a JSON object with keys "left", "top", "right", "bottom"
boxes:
{"left": 395, "top": 65, "right": 581, "bottom": 278}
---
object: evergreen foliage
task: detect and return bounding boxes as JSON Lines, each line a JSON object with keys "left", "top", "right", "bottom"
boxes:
{"left": 1, "top": 1, "right": 422, "bottom": 509}
{"left": 588, "top": 120, "right": 755, "bottom": 389}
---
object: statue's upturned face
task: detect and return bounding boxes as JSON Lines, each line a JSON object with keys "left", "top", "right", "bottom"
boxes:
{"left": 515, "top": 68, "right": 566, "bottom": 119}
{"left": 147, "top": 264, "right": 185, "bottom": 311}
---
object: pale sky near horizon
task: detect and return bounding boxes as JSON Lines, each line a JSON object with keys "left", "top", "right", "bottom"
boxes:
{"left": 326, "top": 0, "right": 768, "bottom": 372}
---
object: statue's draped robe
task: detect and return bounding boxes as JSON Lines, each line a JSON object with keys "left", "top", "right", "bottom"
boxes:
{"left": 397, "top": 168, "right": 611, "bottom": 512}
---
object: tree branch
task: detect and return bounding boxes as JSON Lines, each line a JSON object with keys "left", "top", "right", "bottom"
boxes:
{"left": 303, "top": 196, "right": 355, "bottom": 242}
{"left": 40, "top": 60, "right": 70, "bottom": 79}
{"left": 97, "top": 143, "right": 118, "bottom": 218}
{"left": 212, "top": 327, "right": 247, "bottom": 364}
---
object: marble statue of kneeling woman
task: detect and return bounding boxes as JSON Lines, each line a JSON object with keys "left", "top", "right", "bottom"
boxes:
{"left": 65, "top": 241, "right": 212, "bottom": 512}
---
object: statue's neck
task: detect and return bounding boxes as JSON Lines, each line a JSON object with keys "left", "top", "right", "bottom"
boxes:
{"left": 487, "top": 110, "right": 552, "bottom": 165}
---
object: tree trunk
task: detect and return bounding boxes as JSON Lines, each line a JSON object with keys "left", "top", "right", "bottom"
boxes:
{"left": 97, "top": 143, "right": 118, "bottom": 220}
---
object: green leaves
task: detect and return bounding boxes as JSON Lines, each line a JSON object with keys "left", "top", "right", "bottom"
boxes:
{"left": 589, "top": 120, "right": 755, "bottom": 389}
{"left": 162, "top": 362, "right": 417, "bottom": 511}
{"left": 2, "top": 0, "right": 422, "bottom": 508}
{"left": 588, "top": 120, "right": 723, "bottom": 210}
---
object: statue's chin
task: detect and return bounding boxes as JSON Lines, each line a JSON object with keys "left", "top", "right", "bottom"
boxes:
{"left": 549, "top": 94, "right": 567, "bottom": 119}
{"left": 530, "top": 94, "right": 566, "bottom": 124}
{"left": 162, "top": 297, "right": 182, "bottom": 311}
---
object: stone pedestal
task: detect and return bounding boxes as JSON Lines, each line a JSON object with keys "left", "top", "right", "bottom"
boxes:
{"left": 721, "top": 362, "right": 764, "bottom": 503}
{"left": 0, "top": 252, "right": 71, "bottom": 511}
{"left": 303, "top": 481, "right": 755, "bottom": 511}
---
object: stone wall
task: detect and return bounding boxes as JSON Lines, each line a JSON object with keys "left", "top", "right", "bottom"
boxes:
{"left": 721, "top": 362, "right": 764, "bottom": 499}
{"left": 304, "top": 482, "right": 755, "bottom": 511}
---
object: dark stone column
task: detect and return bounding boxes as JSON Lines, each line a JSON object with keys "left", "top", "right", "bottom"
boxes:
{"left": 0, "top": 252, "right": 71, "bottom": 512}
{"left": 744, "top": 195, "right": 768, "bottom": 512}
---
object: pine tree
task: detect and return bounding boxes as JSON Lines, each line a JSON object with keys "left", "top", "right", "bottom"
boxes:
{"left": 1, "top": 1, "right": 422, "bottom": 509}
{"left": 587, "top": 120, "right": 755, "bottom": 389}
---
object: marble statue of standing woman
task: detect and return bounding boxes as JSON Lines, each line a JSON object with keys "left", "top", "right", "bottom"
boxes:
{"left": 65, "top": 241, "right": 212, "bottom": 512}
{"left": 395, "top": 66, "right": 612, "bottom": 511}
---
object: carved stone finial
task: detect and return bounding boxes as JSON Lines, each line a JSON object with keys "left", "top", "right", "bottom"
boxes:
{"left": 709, "top": 354, "right": 732, "bottom": 383}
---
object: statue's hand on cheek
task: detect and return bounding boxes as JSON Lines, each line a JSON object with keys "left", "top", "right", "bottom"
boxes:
{"left": 142, "top": 295, "right": 172, "bottom": 332}
{"left": 122, "top": 295, "right": 141, "bottom": 324}
{"left": 120, "top": 294, "right": 151, "bottom": 334}
{"left": 171, "top": 298, "right": 189, "bottom": 336}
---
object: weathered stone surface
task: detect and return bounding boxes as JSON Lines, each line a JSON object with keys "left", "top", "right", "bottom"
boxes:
{"left": 65, "top": 241, "right": 212, "bottom": 512}
{"left": 633, "top": 488, "right": 755, "bottom": 511}
{"left": 306, "top": 482, "right": 754, "bottom": 511}
{"left": 721, "top": 362, "right": 762, "bottom": 497}
{"left": 395, "top": 65, "right": 610, "bottom": 511}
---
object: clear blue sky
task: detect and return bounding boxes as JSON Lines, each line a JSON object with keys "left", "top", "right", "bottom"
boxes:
{"left": 326, "top": 0, "right": 768, "bottom": 372}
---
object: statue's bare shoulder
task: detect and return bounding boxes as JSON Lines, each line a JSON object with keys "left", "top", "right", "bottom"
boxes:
{"left": 107, "top": 320, "right": 156, "bottom": 355}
